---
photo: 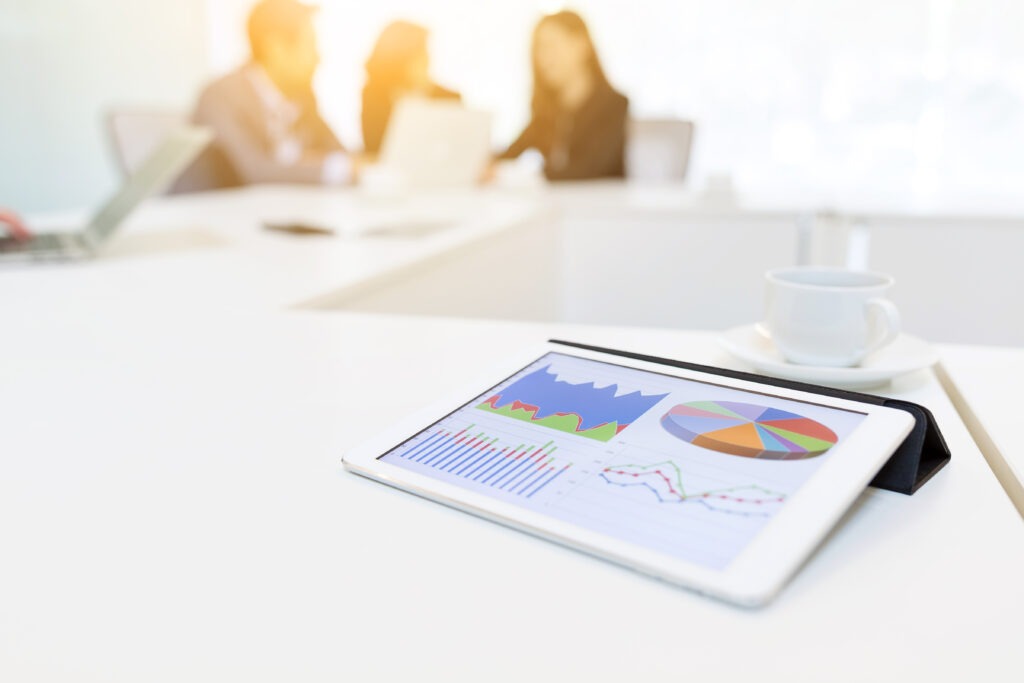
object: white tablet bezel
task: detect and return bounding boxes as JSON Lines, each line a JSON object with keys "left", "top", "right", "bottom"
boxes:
{"left": 343, "top": 343, "right": 915, "bottom": 607}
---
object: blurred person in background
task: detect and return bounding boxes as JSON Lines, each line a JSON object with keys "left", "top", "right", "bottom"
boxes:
{"left": 361, "top": 20, "right": 461, "bottom": 154}
{"left": 502, "top": 10, "right": 628, "bottom": 181}
{"left": 177, "top": 0, "right": 354, "bottom": 191}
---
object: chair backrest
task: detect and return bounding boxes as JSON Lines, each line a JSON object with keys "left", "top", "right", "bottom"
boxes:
{"left": 626, "top": 118, "right": 695, "bottom": 182}
{"left": 107, "top": 109, "right": 188, "bottom": 177}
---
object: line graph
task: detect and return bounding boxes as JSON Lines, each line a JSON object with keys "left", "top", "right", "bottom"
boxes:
{"left": 600, "top": 461, "right": 787, "bottom": 516}
{"left": 396, "top": 426, "right": 571, "bottom": 498}
{"left": 476, "top": 364, "right": 668, "bottom": 441}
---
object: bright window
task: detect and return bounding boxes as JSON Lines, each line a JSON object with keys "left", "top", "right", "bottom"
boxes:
{"left": 210, "top": 0, "right": 1024, "bottom": 201}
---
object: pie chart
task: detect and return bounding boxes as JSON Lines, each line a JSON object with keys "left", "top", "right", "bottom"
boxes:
{"left": 660, "top": 401, "right": 838, "bottom": 460}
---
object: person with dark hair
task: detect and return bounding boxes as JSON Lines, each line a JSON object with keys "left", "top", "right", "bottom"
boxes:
{"left": 502, "top": 10, "right": 628, "bottom": 181}
{"left": 361, "top": 20, "right": 460, "bottom": 154}
{"left": 180, "top": 0, "right": 355, "bottom": 190}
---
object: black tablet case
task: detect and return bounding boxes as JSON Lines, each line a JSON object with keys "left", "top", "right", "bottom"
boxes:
{"left": 549, "top": 339, "right": 950, "bottom": 495}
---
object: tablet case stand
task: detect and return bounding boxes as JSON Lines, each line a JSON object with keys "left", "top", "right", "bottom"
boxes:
{"left": 549, "top": 339, "right": 950, "bottom": 495}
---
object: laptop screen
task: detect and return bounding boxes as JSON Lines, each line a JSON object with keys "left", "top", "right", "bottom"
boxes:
{"left": 83, "top": 127, "right": 211, "bottom": 247}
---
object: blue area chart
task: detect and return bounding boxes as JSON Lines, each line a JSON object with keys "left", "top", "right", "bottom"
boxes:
{"left": 476, "top": 365, "right": 669, "bottom": 441}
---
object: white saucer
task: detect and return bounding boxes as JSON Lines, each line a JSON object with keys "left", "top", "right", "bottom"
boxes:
{"left": 718, "top": 324, "right": 939, "bottom": 390}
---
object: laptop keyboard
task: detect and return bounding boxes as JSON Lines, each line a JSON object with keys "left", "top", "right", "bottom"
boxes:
{"left": 0, "top": 233, "right": 67, "bottom": 253}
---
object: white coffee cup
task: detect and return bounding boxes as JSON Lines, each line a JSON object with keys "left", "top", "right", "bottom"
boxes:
{"left": 765, "top": 267, "right": 901, "bottom": 367}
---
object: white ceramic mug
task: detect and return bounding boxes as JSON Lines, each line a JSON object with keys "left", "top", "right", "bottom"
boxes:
{"left": 765, "top": 267, "right": 901, "bottom": 367}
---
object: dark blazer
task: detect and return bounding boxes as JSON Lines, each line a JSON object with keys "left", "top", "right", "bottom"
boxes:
{"left": 176, "top": 65, "right": 344, "bottom": 192}
{"left": 361, "top": 84, "right": 461, "bottom": 154}
{"left": 503, "top": 82, "right": 628, "bottom": 181}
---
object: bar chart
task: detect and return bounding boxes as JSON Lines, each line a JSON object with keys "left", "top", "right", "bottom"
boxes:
{"left": 396, "top": 425, "right": 571, "bottom": 498}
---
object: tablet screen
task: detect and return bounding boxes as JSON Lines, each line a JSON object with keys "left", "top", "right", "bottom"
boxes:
{"left": 379, "top": 352, "right": 866, "bottom": 570}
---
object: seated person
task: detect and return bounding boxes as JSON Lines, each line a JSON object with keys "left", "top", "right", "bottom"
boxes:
{"left": 502, "top": 10, "right": 628, "bottom": 181}
{"left": 361, "top": 20, "right": 460, "bottom": 155}
{"left": 179, "top": 0, "right": 352, "bottom": 191}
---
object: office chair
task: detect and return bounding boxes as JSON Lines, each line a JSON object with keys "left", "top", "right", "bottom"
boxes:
{"left": 626, "top": 119, "right": 696, "bottom": 182}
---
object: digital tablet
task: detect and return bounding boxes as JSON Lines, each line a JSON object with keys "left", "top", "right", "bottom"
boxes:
{"left": 343, "top": 344, "right": 915, "bottom": 606}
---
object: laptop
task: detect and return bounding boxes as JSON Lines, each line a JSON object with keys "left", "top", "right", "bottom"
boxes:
{"left": 0, "top": 126, "right": 212, "bottom": 262}
{"left": 378, "top": 99, "right": 492, "bottom": 190}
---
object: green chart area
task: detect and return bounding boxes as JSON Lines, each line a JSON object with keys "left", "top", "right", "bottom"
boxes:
{"left": 476, "top": 399, "right": 620, "bottom": 442}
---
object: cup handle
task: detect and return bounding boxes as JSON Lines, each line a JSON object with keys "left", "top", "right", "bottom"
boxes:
{"left": 861, "top": 298, "right": 901, "bottom": 358}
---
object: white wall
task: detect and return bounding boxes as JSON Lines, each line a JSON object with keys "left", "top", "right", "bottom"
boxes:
{"left": 0, "top": 1, "right": 208, "bottom": 212}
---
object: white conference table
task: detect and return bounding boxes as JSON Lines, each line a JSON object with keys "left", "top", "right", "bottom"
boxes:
{"left": 3, "top": 185, "right": 548, "bottom": 312}
{"left": 12, "top": 181, "right": 1022, "bottom": 340}
{"left": 2, "top": 309, "right": 1022, "bottom": 681}
{"left": 2, "top": 183, "right": 1023, "bottom": 680}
